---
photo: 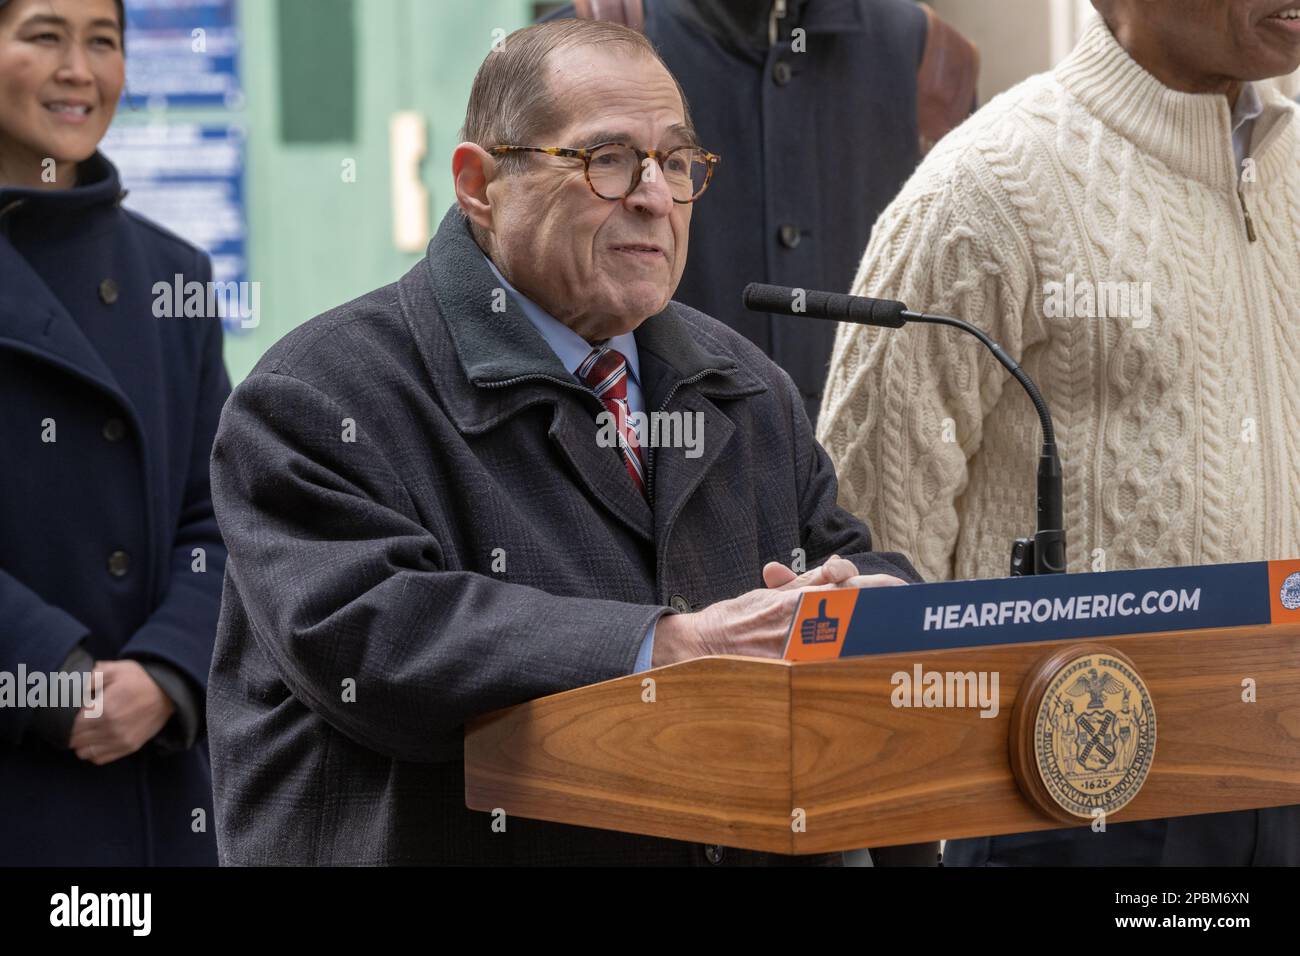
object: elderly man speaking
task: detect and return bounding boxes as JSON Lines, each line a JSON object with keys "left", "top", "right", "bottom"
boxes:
{"left": 207, "top": 19, "right": 918, "bottom": 866}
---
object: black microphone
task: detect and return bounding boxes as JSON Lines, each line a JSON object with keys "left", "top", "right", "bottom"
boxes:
{"left": 743, "top": 282, "right": 1066, "bottom": 577}
{"left": 742, "top": 283, "right": 908, "bottom": 328}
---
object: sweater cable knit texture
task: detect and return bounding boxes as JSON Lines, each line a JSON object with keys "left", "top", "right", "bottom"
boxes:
{"left": 818, "top": 16, "right": 1300, "bottom": 582}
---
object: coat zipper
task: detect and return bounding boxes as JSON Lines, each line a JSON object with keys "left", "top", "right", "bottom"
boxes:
{"left": 1228, "top": 145, "right": 1281, "bottom": 556}
{"left": 479, "top": 371, "right": 591, "bottom": 398}
{"left": 768, "top": 0, "right": 788, "bottom": 46}
{"left": 644, "top": 368, "right": 725, "bottom": 507}
{"left": 1233, "top": 100, "right": 1292, "bottom": 244}
{"left": 1237, "top": 186, "right": 1257, "bottom": 243}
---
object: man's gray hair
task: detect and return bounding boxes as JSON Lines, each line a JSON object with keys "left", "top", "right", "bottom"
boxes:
{"left": 458, "top": 20, "right": 693, "bottom": 249}
{"left": 461, "top": 18, "right": 694, "bottom": 174}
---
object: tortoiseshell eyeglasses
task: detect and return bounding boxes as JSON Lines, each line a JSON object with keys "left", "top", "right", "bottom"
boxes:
{"left": 488, "top": 142, "right": 720, "bottom": 204}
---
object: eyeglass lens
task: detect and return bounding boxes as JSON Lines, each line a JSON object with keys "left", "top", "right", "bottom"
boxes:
{"left": 586, "top": 144, "right": 710, "bottom": 201}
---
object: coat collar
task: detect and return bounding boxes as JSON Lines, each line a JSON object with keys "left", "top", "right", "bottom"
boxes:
{"left": 800, "top": 0, "right": 869, "bottom": 34}
{"left": 409, "top": 207, "right": 764, "bottom": 430}
{"left": 400, "top": 207, "right": 767, "bottom": 541}
{"left": 0, "top": 151, "right": 125, "bottom": 218}
{"left": 0, "top": 153, "right": 129, "bottom": 405}
{"left": 661, "top": 0, "right": 865, "bottom": 46}
{"left": 0, "top": 246, "right": 123, "bottom": 403}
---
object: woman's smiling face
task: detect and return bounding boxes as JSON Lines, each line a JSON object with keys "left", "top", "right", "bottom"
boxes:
{"left": 0, "top": 0, "right": 124, "bottom": 187}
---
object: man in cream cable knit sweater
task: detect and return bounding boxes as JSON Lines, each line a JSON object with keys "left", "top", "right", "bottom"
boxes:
{"left": 819, "top": 1, "right": 1300, "bottom": 865}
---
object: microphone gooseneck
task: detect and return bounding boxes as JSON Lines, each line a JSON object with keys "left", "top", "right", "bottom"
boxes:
{"left": 743, "top": 282, "right": 1066, "bottom": 576}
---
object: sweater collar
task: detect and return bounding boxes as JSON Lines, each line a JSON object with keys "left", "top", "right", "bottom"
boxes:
{"left": 1055, "top": 16, "right": 1293, "bottom": 190}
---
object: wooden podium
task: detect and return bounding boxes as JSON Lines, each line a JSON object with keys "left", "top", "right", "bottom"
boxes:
{"left": 464, "top": 564, "right": 1300, "bottom": 854}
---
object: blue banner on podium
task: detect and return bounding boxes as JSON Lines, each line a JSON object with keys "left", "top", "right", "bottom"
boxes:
{"left": 784, "top": 559, "right": 1300, "bottom": 660}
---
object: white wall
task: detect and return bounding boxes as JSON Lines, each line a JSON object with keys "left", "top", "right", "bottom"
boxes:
{"left": 928, "top": 0, "right": 1299, "bottom": 103}
{"left": 927, "top": 0, "right": 1059, "bottom": 104}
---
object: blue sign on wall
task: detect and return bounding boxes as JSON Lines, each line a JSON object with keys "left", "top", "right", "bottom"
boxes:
{"left": 101, "top": 123, "right": 250, "bottom": 331}
{"left": 124, "top": 0, "right": 242, "bottom": 109}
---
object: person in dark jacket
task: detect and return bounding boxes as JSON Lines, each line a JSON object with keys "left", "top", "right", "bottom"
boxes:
{"left": 551, "top": 0, "right": 934, "bottom": 423}
{"left": 0, "top": 0, "right": 229, "bottom": 865}
{"left": 207, "top": 18, "right": 920, "bottom": 866}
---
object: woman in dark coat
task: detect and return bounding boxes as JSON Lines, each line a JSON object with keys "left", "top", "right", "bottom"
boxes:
{"left": 0, "top": 0, "right": 228, "bottom": 864}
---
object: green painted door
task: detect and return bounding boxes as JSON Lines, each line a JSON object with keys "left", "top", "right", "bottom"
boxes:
{"left": 223, "top": 0, "right": 533, "bottom": 382}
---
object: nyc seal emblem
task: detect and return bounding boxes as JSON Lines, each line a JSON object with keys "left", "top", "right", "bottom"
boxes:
{"left": 1011, "top": 645, "right": 1156, "bottom": 822}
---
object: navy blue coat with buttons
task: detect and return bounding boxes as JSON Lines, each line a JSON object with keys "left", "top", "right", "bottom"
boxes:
{"left": 0, "top": 152, "right": 228, "bottom": 865}
{"left": 552, "top": 0, "right": 928, "bottom": 423}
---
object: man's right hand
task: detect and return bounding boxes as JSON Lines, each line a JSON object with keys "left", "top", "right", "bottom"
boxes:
{"left": 651, "top": 558, "right": 905, "bottom": 667}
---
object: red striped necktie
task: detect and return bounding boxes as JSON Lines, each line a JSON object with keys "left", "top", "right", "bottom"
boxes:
{"left": 577, "top": 345, "right": 646, "bottom": 498}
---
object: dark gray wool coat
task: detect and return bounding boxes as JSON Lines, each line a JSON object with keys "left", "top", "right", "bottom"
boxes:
{"left": 207, "top": 207, "right": 920, "bottom": 865}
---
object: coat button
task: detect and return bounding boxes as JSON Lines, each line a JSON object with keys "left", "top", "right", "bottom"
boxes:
{"left": 704, "top": 844, "right": 725, "bottom": 865}
{"left": 102, "top": 418, "right": 126, "bottom": 442}
{"left": 670, "top": 594, "right": 691, "bottom": 613}
{"left": 98, "top": 278, "right": 119, "bottom": 305}
{"left": 772, "top": 60, "right": 792, "bottom": 86}
{"left": 107, "top": 550, "right": 131, "bottom": 577}
{"left": 779, "top": 224, "right": 802, "bottom": 249}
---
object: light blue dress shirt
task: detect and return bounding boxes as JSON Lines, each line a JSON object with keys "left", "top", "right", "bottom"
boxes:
{"left": 1232, "top": 82, "right": 1263, "bottom": 170}
{"left": 483, "top": 255, "right": 660, "bottom": 672}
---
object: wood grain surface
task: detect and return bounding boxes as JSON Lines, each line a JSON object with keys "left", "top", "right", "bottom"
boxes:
{"left": 463, "top": 623, "right": 1300, "bottom": 853}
